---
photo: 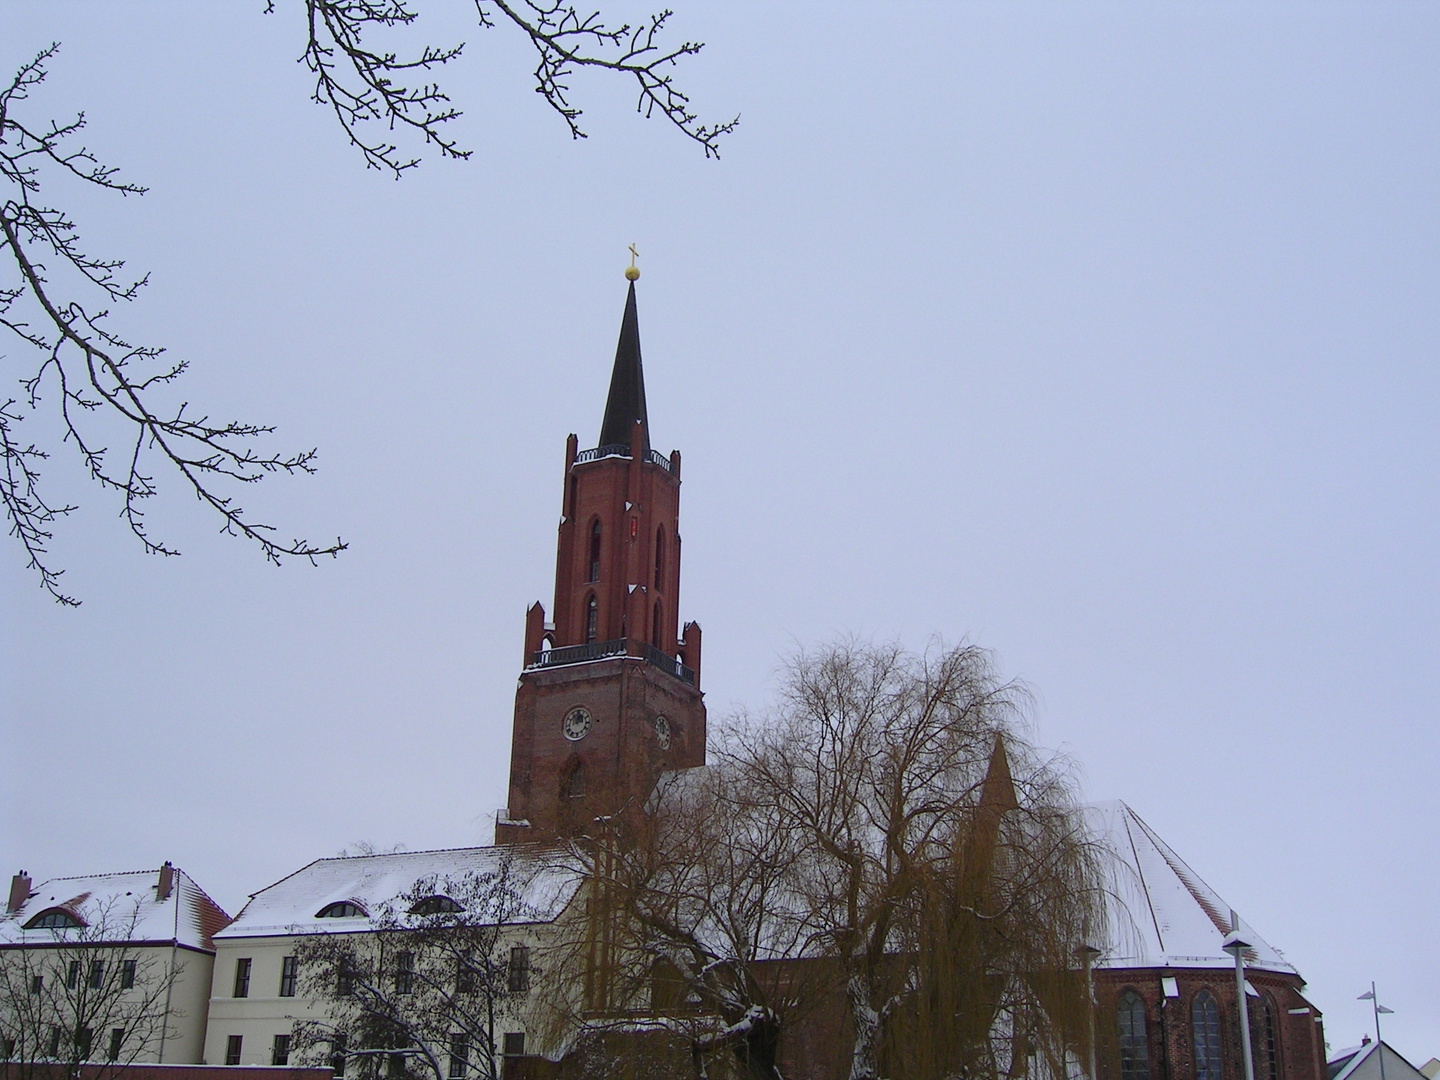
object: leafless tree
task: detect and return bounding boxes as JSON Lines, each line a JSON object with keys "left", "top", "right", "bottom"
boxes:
{"left": 0, "top": 898, "right": 183, "bottom": 1080}
{"left": 537, "top": 766, "right": 832, "bottom": 1080}
{"left": 719, "top": 638, "right": 1107, "bottom": 1080}
{"left": 535, "top": 639, "right": 1103, "bottom": 1080}
{"left": 290, "top": 857, "right": 544, "bottom": 1080}
{"left": 4, "top": 3, "right": 732, "bottom": 603}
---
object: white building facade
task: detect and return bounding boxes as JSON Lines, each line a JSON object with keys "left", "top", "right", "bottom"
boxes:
{"left": 203, "top": 846, "right": 581, "bottom": 1072}
{"left": 1, "top": 864, "right": 232, "bottom": 1065}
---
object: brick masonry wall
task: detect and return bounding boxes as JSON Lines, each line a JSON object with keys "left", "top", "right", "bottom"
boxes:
{"left": 1093, "top": 967, "right": 1325, "bottom": 1080}
{"left": 499, "top": 656, "right": 706, "bottom": 842}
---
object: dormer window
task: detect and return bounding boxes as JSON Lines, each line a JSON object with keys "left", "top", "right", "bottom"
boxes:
{"left": 409, "top": 896, "right": 464, "bottom": 916}
{"left": 24, "top": 909, "right": 82, "bottom": 930}
{"left": 316, "top": 901, "right": 368, "bottom": 919}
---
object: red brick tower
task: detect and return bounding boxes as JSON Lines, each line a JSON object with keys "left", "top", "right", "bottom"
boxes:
{"left": 496, "top": 279, "right": 706, "bottom": 843}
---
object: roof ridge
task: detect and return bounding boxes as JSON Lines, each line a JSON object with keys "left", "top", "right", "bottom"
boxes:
{"left": 310, "top": 842, "right": 556, "bottom": 863}
{"left": 36, "top": 869, "right": 158, "bottom": 883}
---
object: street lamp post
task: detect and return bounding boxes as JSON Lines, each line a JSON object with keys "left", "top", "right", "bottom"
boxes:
{"left": 1078, "top": 945, "right": 1103, "bottom": 1080}
{"left": 1358, "top": 984, "right": 1394, "bottom": 1080}
{"left": 1223, "top": 912, "right": 1256, "bottom": 1080}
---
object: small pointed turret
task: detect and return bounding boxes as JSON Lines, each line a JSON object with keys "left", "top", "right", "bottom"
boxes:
{"left": 599, "top": 281, "right": 649, "bottom": 453}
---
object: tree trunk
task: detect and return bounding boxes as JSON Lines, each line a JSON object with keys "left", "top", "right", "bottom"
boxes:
{"left": 848, "top": 977, "right": 881, "bottom": 1080}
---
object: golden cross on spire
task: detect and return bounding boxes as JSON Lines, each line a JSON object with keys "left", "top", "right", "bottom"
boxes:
{"left": 625, "top": 243, "right": 640, "bottom": 281}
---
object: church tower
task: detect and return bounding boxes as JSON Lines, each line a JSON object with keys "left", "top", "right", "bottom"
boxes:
{"left": 496, "top": 276, "right": 706, "bottom": 844}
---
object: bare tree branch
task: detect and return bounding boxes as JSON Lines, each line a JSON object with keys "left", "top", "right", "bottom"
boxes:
{"left": 277, "top": 0, "right": 736, "bottom": 179}
{"left": 0, "top": 44, "right": 345, "bottom": 604}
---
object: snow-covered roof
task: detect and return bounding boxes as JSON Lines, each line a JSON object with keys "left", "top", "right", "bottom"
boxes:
{"left": 0, "top": 866, "right": 231, "bottom": 952}
{"left": 1087, "top": 801, "right": 1297, "bottom": 975}
{"left": 217, "top": 845, "right": 581, "bottom": 940}
{"left": 1329, "top": 1042, "right": 1429, "bottom": 1080}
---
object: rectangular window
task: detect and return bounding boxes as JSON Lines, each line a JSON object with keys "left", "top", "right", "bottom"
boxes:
{"left": 336, "top": 959, "right": 353, "bottom": 997}
{"left": 233, "top": 958, "right": 252, "bottom": 998}
{"left": 331, "top": 1034, "right": 347, "bottom": 1077}
{"left": 272, "top": 1034, "right": 292, "bottom": 1066}
{"left": 108, "top": 1028, "right": 124, "bottom": 1061}
{"left": 89, "top": 960, "right": 105, "bottom": 990}
{"left": 225, "top": 1035, "right": 243, "bottom": 1066}
{"left": 447, "top": 1036, "right": 469, "bottom": 1078}
{"left": 120, "top": 959, "right": 137, "bottom": 990}
{"left": 76, "top": 1027, "right": 93, "bottom": 1061}
{"left": 507, "top": 946, "right": 530, "bottom": 993}
{"left": 3, "top": 1036, "right": 16, "bottom": 1060}
{"left": 279, "top": 956, "right": 298, "bottom": 997}
{"left": 456, "top": 955, "right": 474, "bottom": 995}
{"left": 66, "top": 960, "right": 81, "bottom": 990}
{"left": 30, "top": 974, "right": 43, "bottom": 995}
{"left": 502, "top": 1033, "right": 525, "bottom": 1058}
{"left": 48, "top": 1027, "right": 62, "bottom": 1059}
{"left": 395, "top": 952, "right": 414, "bottom": 995}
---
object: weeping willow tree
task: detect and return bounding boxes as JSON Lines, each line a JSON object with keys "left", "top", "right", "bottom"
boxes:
{"left": 885, "top": 735, "right": 1103, "bottom": 1080}
{"left": 724, "top": 638, "right": 1108, "bottom": 1080}
{"left": 534, "top": 637, "right": 1106, "bottom": 1080}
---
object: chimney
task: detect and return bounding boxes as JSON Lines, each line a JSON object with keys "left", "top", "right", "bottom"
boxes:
{"left": 8, "top": 871, "right": 31, "bottom": 913}
{"left": 156, "top": 862, "right": 174, "bottom": 902}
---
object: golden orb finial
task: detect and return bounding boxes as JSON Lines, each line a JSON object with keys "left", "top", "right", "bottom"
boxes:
{"left": 625, "top": 243, "right": 640, "bottom": 281}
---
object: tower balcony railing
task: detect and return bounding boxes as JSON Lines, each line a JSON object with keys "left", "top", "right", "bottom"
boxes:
{"left": 529, "top": 638, "right": 627, "bottom": 669}
{"left": 573, "top": 444, "right": 677, "bottom": 476}
{"left": 528, "top": 638, "right": 695, "bottom": 686}
{"left": 573, "top": 443, "right": 629, "bottom": 464}
{"left": 642, "top": 642, "right": 696, "bottom": 686}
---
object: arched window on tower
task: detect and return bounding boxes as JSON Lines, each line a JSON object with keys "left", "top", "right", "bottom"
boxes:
{"left": 585, "top": 595, "right": 598, "bottom": 644}
{"left": 563, "top": 759, "right": 586, "bottom": 799}
{"left": 588, "top": 520, "right": 602, "bottom": 583}
{"left": 1192, "top": 990, "right": 1223, "bottom": 1080}
{"left": 652, "top": 601, "right": 663, "bottom": 647}
{"left": 654, "top": 525, "right": 666, "bottom": 590}
{"left": 1117, "top": 991, "right": 1151, "bottom": 1080}
{"left": 1251, "top": 994, "right": 1280, "bottom": 1080}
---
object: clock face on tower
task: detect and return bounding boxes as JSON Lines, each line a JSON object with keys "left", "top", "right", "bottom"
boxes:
{"left": 562, "top": 707, "right": 593, "bottom": 741}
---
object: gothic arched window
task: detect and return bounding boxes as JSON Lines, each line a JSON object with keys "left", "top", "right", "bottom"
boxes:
{"left": 585, "top": 594, "right": 598, "bottom": 643}
{"left": 1117, "top": 990, "right": 1151, "bottom": 1080}
{"left": 654, "top": 525, "right": 666, "bottom": 590}
{"left": 563, "top": 759, "right": 586, "bottom": 799}
{"left": 588, "top": 520, "right": 602, "bottom": 583}
{"left": 650, "top": 958, "right": 687, "bottom": 1013}
{"left": 652, "top": 601, "right": 663, "bottom": 647}
{"left": 1251, "top": 995, "right": 1280, "bottom": 1080}
{"left": 1193, "top": 990, "right": 1223, "bottom": 1080}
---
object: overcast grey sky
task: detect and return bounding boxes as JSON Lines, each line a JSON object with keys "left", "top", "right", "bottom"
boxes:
{"left": 2, "top": 0, "right": 1437, "bottom": 1064}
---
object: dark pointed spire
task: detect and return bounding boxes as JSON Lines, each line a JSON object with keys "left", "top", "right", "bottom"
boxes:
{"left": 599, "top": 281, "right": 649, "bottom": 453}
{"left": 978, "top": 733, "right": 1019, "bottom": 814}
